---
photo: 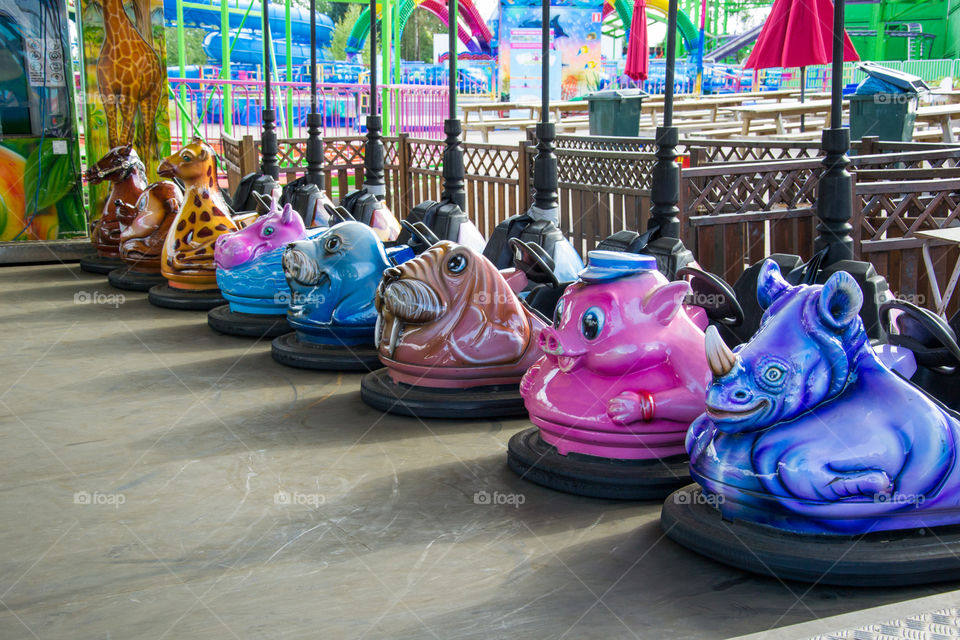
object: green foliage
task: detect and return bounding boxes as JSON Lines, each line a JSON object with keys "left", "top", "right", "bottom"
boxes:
{"left": 164, "top": 27, "right": 208, "bottom": 66}
{"left": 330, "top": 4, "right": 365, "bottom": 61}
{"left": 290, "top": 0, "right": 331, "bottom": 15}
{"left": 401, "top": 10, "right": 444, "bottom": 64}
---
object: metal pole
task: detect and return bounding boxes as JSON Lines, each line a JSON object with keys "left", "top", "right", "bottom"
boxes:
{"left": 695, "top": 0, "right": 706, "bottom": 95}
{"left": 176, "top": 0, "right": 187, "bottom": 144}
{"left": 441, "top": 0, "right": 465, "bottom": 208}
{"left": 381, "top": 0, "right": 392, "bottom": 136}
{"left": 221, "top": 0, "right": 232, "bottom": 135}
{"left": 306, "top": 0, "right": 324, "bottom": 186}
{"left": 830, "top": 3, "right": 844, "bottom": 131}
{"left": 662, "top": 0, "right": 677, "bottom": 127}
{"left": 364, "top": 0, "right": 386, "bottom": 198}
{"left": 531, "top": 0, "right": 558, "bottom": 218}
{"left": 649, "top": 0, "right": 680, "bottom": 238}
{"left": 814, "top": 0, "right": 853, "bottom": 263}
{"left": 285, "top": 0, "right": 293, "bottom": 138}
{"left": 393, "top": 0, "right": 401, "bottom": 125}
{"left": 261, "top": 0, "right": 279, "bottom": 179}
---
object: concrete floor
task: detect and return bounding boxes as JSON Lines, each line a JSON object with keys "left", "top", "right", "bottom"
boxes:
{"left": 2, "top": 262, "right": 959, "bottom": 640}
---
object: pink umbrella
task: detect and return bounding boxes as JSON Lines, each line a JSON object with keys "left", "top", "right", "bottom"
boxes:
{"left": 744, "top": 0, "right": 859, "bottom": 130}
{"left": 624, "top": 0, "right": 649, "bottom": 83}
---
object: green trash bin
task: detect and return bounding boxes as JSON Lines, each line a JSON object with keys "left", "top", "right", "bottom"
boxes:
{"left": 848, "top": 93, "right": 919, "bottom": 142}
{"left": 586, "top": 89, "right": 647, "bottom": 137}
{"left": 848, "top": 62, "right": 929, "bottom": 142}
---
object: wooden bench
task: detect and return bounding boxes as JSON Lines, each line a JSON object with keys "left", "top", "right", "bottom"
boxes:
{"left": 768, "top": 130, "right": 824, "bottom": 141}
{"left": 463, "top": 118, "right": 540, "bottom": 142}
{"left": 556, "top": 116, "right": 590, "bottom": 132}
{"left": 695, "top": 123, "right": 780, "bottom": 138}
{"left": 913, "top": 127, "right": 960, "bottom": 142}
{"left": 916, "top": 104, "right": 960, "bottom": 143}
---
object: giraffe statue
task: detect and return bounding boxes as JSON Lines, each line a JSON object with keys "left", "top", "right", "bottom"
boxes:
{"left": 93, "top": 0, "right": 163, "bottom": 172}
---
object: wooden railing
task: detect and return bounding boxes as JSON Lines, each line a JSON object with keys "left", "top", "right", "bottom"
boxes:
{"left": 222, "top": 132, "right": 656, "bottom": 249}
{"left": 221, "top": 132, "right": 960, "bottom": 315}
{"left": 857, "top": 177, "right": 960, "bottom": 316}
{"left": 680, "top": 148, "right": 960, "bottom": 314}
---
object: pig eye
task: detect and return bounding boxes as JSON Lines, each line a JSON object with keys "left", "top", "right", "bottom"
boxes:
{"left": 553, "top": 299, "right": 564, "bottom": 328}
{"left": 262, "top": 226, "right": 275, "bottom": 237}
{"left": 446, "top": 253, "right": 468, "bottom": 274}
{"left": 324, "top": 235, "right": 342, "bottom": 253}
{"left": 581, "top": 307, "right": 604, "bottom": 340}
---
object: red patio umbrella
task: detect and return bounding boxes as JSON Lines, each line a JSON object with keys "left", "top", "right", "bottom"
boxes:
{"left": 624, "top": 0, "right": 649, "bottom": 83}
{"left": 744, "top": 0, "right": 859, "bottom": 130}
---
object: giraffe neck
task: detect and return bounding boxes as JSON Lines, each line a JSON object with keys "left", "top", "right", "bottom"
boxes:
{"left": 100, "top": 0, "right": 136, "bottom": 42}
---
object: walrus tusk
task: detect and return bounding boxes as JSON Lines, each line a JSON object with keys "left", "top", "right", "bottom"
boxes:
{"left": 388, "top": 317, "right": 402, "bottom": 359}
{"left": 705, "top": 325, "right": 737, "bottom": 378}
{"left": 283, "top": 248, "right": 322, "bottom": 286}
{"left": 383, "top": 280, "right": 444, "bottom": 323}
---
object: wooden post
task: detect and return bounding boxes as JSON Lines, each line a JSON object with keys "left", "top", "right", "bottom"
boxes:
{"left": 518, "top": 140, "right": 532, "bottom": 209}
{"left": 397, "top": 134, "right": 412, "bottom": 218}
{"left": 240, "top": 135, "right": 257, "bottom": 177}
{"left": 850, "top": 172, "right": 862, "bottom": 260}
{"left": 688, "top": 146, "right": 706, "bottom": 168}
{"left": 860, "top": 135, "right": 879, "bottom": 157}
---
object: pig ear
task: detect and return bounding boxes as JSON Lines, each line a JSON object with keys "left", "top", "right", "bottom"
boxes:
{"left": 281, "top": 203, "right": 294, "bottom": 223}
{"left": 757, "top": 259, "right": 790, "bottom": 309}
{"left": 643, "top": 281, "right": 691, "bottom": 325}
{"left": 817, "top": 270, "right": 863, "bottom": 331}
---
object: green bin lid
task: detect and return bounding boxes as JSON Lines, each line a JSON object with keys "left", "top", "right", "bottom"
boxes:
{"left": 585, "top": 88, "right": 648, "bottom": 101}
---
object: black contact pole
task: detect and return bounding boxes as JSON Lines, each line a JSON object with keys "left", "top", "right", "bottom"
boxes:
{"left": 648, "top": 0, "right": 680, "bottom": 239}
{"left": 531, "top": 0, "right": 558, "bottom": 218}
{"left": 814, "top": 0, "right": 854, "bottom": 263}
{"left": 363, "top": 0, "right": 386, "bottom": 199}
{"left": 261, "top": 0, "right": 279, "bottom": 180}
{"left": 440, "top": 0, "right": 466, "bottom": 208}
{"left": 305, "top": 0, "right": 323, "bottom": 186}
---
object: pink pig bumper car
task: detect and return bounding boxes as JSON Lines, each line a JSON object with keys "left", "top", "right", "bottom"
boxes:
{"left": 509, "top": 250, "right": 742, "bottom": 499}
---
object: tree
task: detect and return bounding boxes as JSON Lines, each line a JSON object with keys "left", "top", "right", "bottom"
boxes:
{"left": 165, "top": 27, "right": 208, "bottom": 67}
{"left": 330, "top": 4, "right": 365, "bottom": 61}
{"left": 401, "top": 9, "right": 444, "bottom": 63}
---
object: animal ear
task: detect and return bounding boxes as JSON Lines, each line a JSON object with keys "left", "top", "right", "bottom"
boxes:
{"left": 121, "top": 144, "right": 133, "bottom": 155}
{"left": 757, "top": 259, "right": 790, "bottom": 309}
{"left": 817, "top": 270, "right": 863, "bottom": 331}
{"left": 643, "top": 281, "right": 691, "bottom": 325}
{"left": 281, "top": 203, "right": 294, "bottom": 223}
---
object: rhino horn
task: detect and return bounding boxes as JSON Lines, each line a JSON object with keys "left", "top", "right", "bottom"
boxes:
{"left": 705, "top": 325, "right": 737, "bottom": 378}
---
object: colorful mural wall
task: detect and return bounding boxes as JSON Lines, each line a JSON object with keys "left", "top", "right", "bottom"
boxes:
{"left": 78, "top": 0, "right": 170, "bottom": 221}
{"left": 0, "top": 138, "right": 85, "bottom": 241}
{"left": 498, "top": 0, "right": 604, "bottom": 100}
{"left": 0, "top": 0, "right": 87, "bottom": 241}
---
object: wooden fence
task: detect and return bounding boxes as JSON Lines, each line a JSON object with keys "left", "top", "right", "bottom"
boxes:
{"left": 221, "top": 133, "right": 960, "bottom": 315}
{"left": 680, "top": 146, "right": 960, "bottom": 314}
{"left": 221, "top": 133, "right": 657, "bottom": 245}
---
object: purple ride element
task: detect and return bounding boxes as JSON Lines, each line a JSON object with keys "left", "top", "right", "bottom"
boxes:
{"left": 687, "top": 259, "right": 960, "bottom": 535}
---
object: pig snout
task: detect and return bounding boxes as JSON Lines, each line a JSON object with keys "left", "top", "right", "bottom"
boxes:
{"left": 539, "top": 327, "right": 585, "bottom": 373}
{"left": 538, "top": 327, "right": 563, "bottom": 355}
